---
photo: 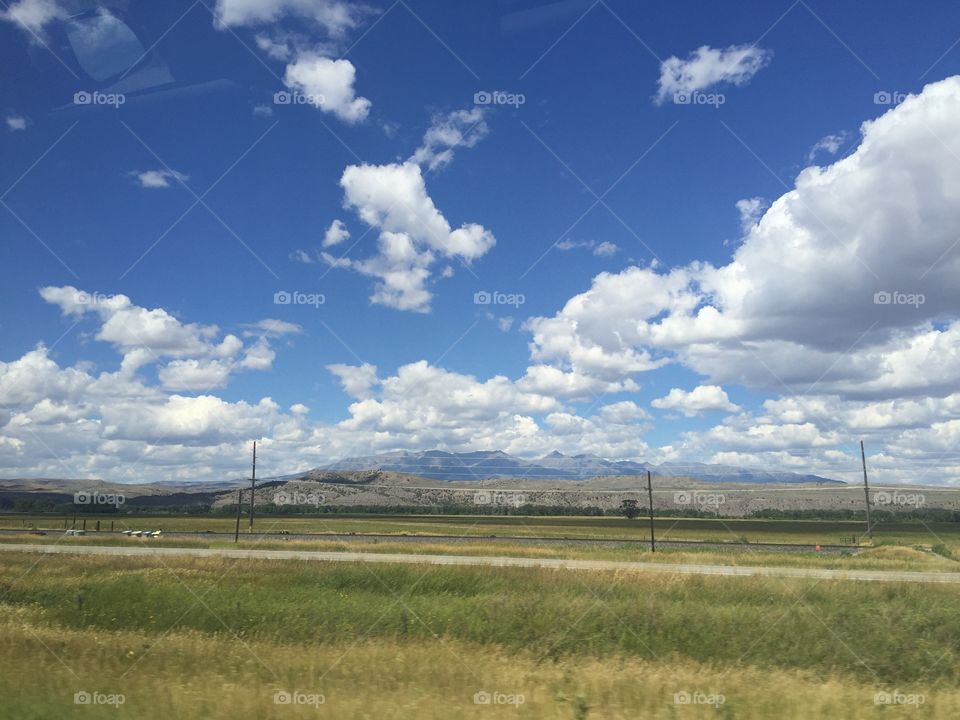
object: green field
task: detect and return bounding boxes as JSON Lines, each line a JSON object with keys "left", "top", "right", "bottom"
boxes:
{"left": 3, "top": 513, "right": 958, "bottom": 716}
{"left": 1, "top": 551, "right": 959, "bottom": 718}
{"left": 3, "top": 533, "right": 959, "bottom": 572}
{"left": 4, "top": 511, "right": 956, "bottom": 548}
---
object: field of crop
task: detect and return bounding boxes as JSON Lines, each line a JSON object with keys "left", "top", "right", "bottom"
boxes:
{"left": 2, "top": 533, "right": 958, "bottom": 572}
{"left": 1, "top": 551, "right": 959, "bottom": 718}
{"left": 4, "top": 512, "right": 958, "bottom": 548}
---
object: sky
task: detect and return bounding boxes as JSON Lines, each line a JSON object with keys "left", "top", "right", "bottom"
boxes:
{"left": 2, "top": 0, "right": 960, "bottom": 484}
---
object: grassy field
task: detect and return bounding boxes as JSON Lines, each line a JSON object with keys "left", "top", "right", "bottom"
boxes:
{"left": 1, "top": 551, "right": 959, "bottom": 718}
{"left": 4, "top": 512, "right": 957, "bottom": 549}
{"left": 2, "top": 533, "right": 958, "bottom": 572}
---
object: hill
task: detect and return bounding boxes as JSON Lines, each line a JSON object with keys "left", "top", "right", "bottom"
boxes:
{"left": 319, "top": 449, "right": 843, "bottom": 484}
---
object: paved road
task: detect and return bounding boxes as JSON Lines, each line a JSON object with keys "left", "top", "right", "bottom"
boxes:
{"left": 2, "top": 542, "right": 958, "bottom": 583}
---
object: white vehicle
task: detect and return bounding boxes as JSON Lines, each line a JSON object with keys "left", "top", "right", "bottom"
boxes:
{"left": 64, "top": 529, "right": 85, "bottom": 536}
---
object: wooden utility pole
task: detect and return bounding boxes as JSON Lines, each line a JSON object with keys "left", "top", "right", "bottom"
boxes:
{"left": 860, "top": 440, "right": 872, "bottom": 539}
{"left": 248, "top": 441, "right": 257, "bottom": 531}
{"left": 234, "top": 489, "right": 242, "bottom": 543}
{"left": 646, "top": 470, "right": 656, "bottom": 553}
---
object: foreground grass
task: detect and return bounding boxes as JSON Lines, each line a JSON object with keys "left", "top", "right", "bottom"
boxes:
{"left": 3, "top": 552, "right": 960, "bottom": 717}
{"left": 3, "top": 553, "right": 960, "bottom": 682}
{"left": 4, "top": 616, "right": 957, "bottom": 719}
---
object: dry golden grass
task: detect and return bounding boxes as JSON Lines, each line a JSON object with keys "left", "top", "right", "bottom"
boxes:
{"left": 4, "top": 549, "right": 959, "bottom": 717}
{"left": 2, "top": 614, "right": 956, "bottom": 719}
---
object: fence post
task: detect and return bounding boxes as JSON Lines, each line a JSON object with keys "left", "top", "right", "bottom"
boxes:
{"left": 235, "top": 489, "right": 242, "bottom": 543}
{"left": 861, "top": 440, "right": 873, "bottom": 539}
{"left": 248, "top": 442, "right": 256, "bottom": 531}
{"left": 647, "top": 471, "right": 656, "bottom": 553}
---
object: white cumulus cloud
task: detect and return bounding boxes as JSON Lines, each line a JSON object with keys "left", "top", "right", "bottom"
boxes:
{"left": 323, "top": 218, "right": 350, "bottom": 247}
{"left": 655, "top": 43, "right": 772, "bottom": 104}
{"left": 6, "top": 115, "right": 27, "bottom": 131}
{"left": 652, "top": 385, "right": 741, "bottom": 416}
{"left": 131, "top": 169, "right": 188, "bottom": 189}
{"left": 409, "top": 108, "right": 489, "bottom": 171}
{"left": 528, "top": 77, "right": 960, "bottom": 400}
{"left": 214, "top": 0, "right": 362, "bottom": 37}
{"left": 325, "top": 161, "right": 495, "bottom": 312}
{"left": 1, "top": 0, "right": 66, "bottom": 36}
{"left": 283, "top": 53, "right": 370, "bottom": 124}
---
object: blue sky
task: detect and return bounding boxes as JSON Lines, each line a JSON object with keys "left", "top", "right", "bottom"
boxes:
{"left": 3, "top": 0, "right": 960, "bottom": 484}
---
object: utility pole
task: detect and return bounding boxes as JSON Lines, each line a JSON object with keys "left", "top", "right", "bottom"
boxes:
{"left": 248, "top": 441, "right": 257, "bottom": 531}
{"left": 646, "top": 470, "right": 656, "bottom": 553}
{"left": 860, "top": 440, "right": 872, "bottom": 539}
{"left": 234, "top": 489, "right": 243, "bottom": 543}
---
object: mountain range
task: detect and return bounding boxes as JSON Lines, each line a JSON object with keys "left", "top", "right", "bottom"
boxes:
{"left": 320, "top": 450, "right": 843, "bottom": 484}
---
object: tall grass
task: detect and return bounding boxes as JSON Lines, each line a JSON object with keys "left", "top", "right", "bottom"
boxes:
{"left": 2, "top": 553, "right": 958, "bottom": 685}
{"left": 3, "top": 616, "right": 958, "bottom": 719}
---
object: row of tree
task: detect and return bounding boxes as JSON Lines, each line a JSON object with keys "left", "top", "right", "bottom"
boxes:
{"left": 4, "top": 498, "right": 958, "bottom": 523}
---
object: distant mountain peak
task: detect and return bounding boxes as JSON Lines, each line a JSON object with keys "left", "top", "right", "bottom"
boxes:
{"left": 321, "top": 449, "right": 842, "bottom": 484}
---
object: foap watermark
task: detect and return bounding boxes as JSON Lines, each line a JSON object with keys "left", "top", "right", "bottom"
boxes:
{"left": 273, "top": 690, "right": 325, "bottom": 707}
{"left": 473, "top": 490, "right": 528, "bottom": 508}
{"left": 74, "top": 691, "right": 125, "bottom": 707}
{"left": 474, "top": 90, "right": 525, "bottom": 108}
{"left": 74, "top": 290, "right": 118, "bottom": 307}
{"left": 673, "top": 90, "right": 725, "bottom": 108}
{"left": 874, "top": 491, "right": 925, "bottom": 508}
{"left": 873, "top": 290, "right": 924, "bottom": 308}
{"left": 673, "top": 691, "right": 726, "bottom": 708}
{"left": 873, "top": 90, "right": 909, "bottom": 106}
{"left": 74, "top": 491, "right": 125, "bottom": 507}
{"left": 274, "top": 90, "right": 325, "bottom": 107}
{"left": 874, "top": 690, "right": 925, "bottom": 707}
{"left": 273, "top": 491, "right": 325, "bottom": 507}
{"left": 74, "top": 90, "right": 125, "bottom": 108}
{"left": 674, "top": 490, "right": 725, "bottom": 512}
{"left": 474, "top": 290, "right": 525, "bottom": 308}
{"left": 274, "top": 290, "right": 325, "bottom": 308}
{"left": 473, "top": 690, "right": 525, "bottom": 707}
